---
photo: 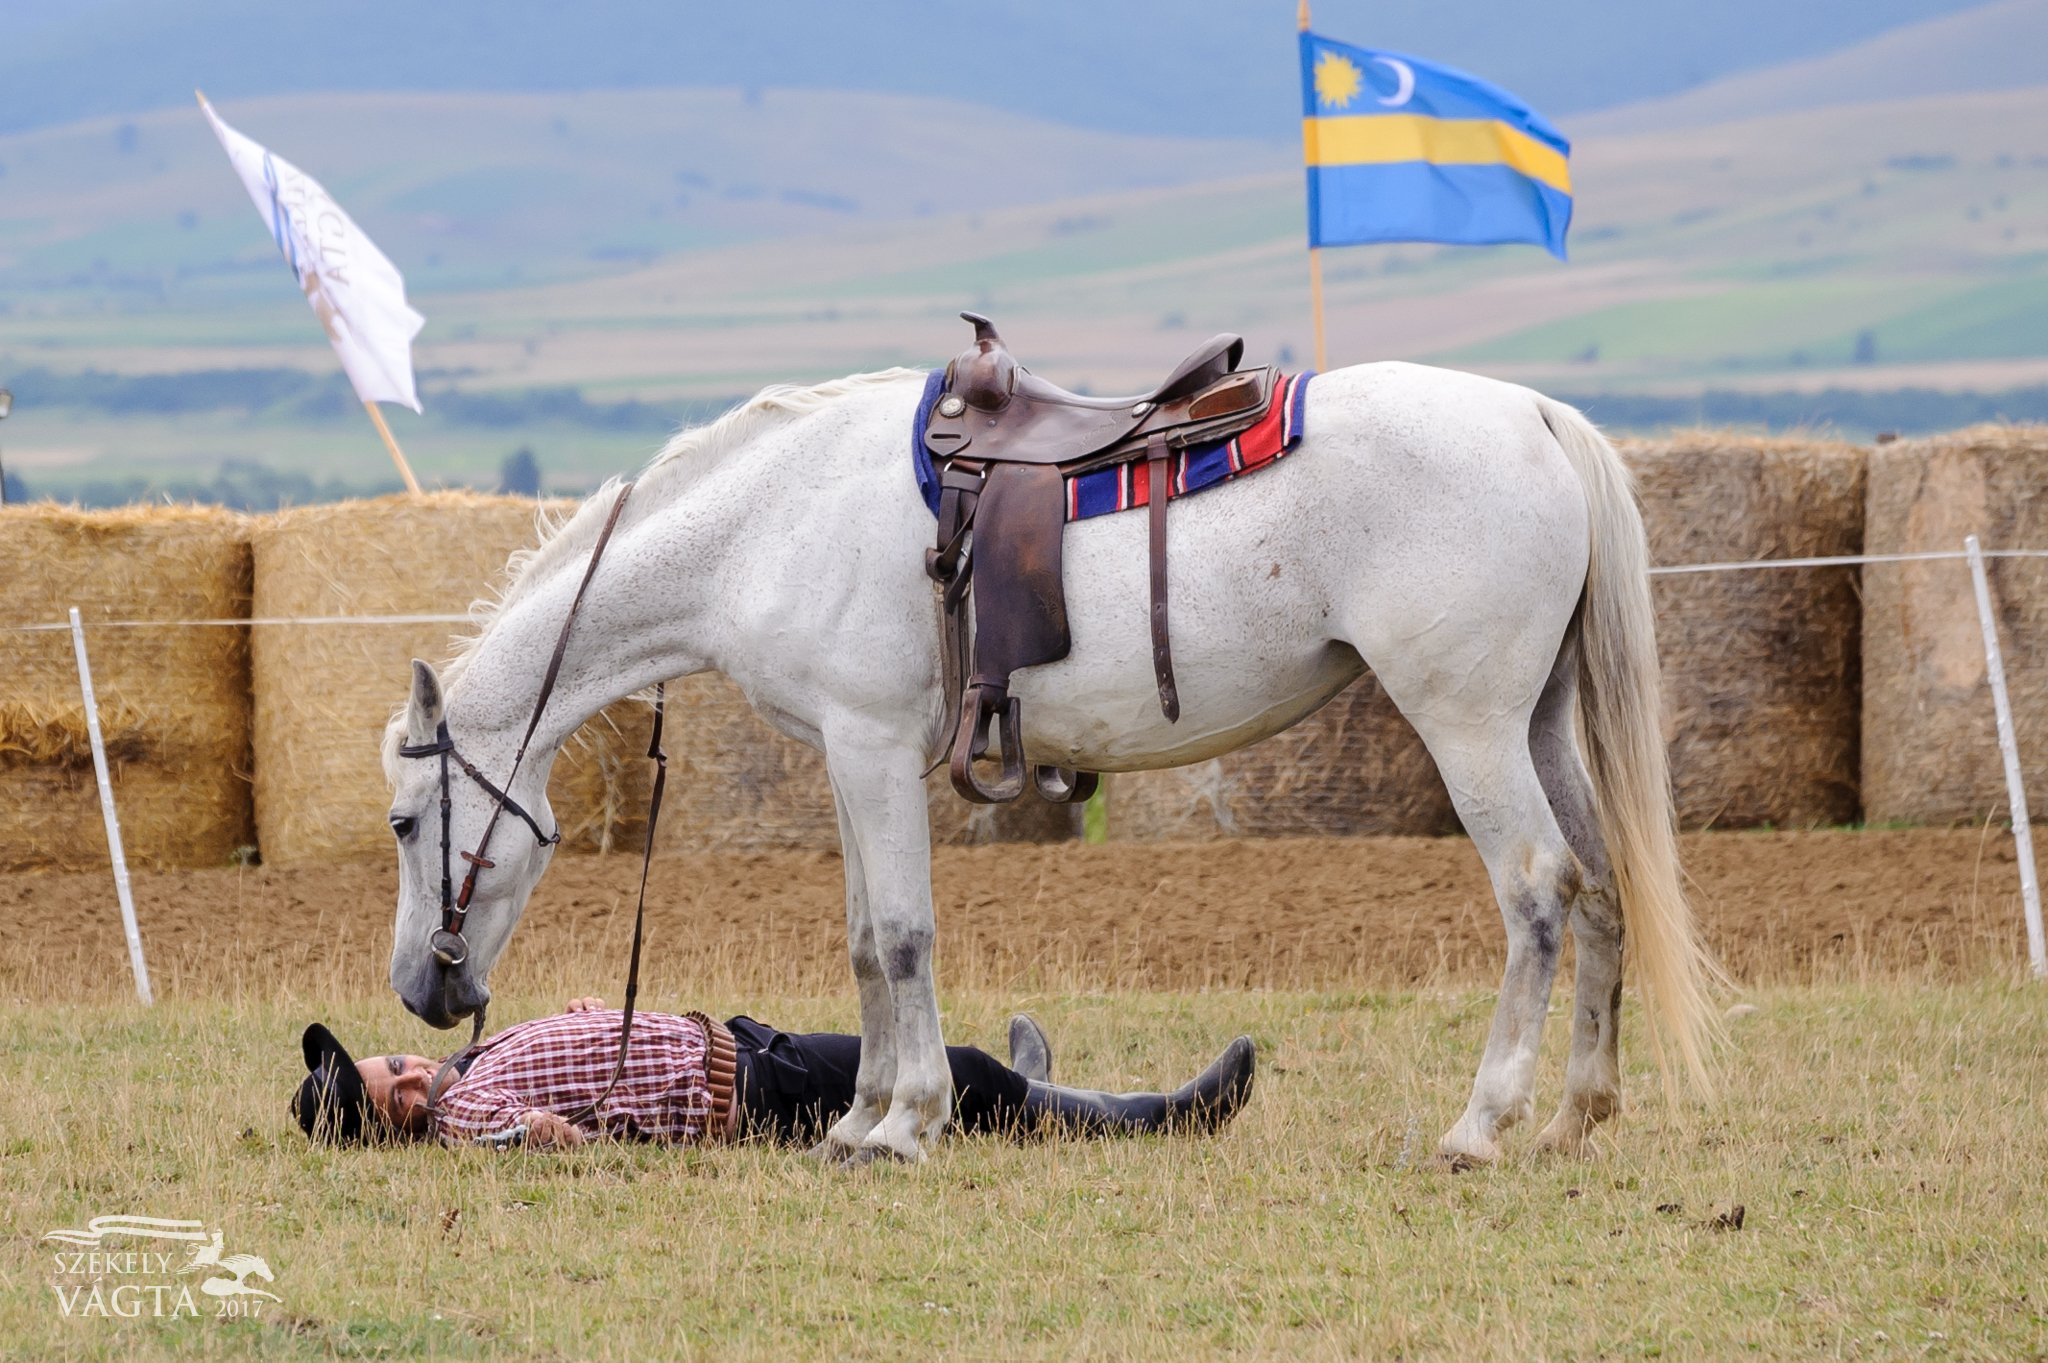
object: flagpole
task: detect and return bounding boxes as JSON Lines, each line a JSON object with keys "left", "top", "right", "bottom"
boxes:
{"left": 1307, "top": 248, "right": 1328, "bottom": 374}
{"left": 363, "top": 400, "right": 423, "bottom": 495}
{"left": 1299, "top": 0, "right": 1329, "bottom": 373}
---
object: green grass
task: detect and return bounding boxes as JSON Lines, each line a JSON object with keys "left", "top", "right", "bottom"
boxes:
{"left": 1446, "top": 276, "right": 1969, "bottom": 369}
{"left": 1449, "top": 258, "right": 2048, "bottom": 373}
{"left": 1871, "top": 272, "right": 2048, "bottom": 362}
{"left": 795, "top": 191, "right": 1298, "bottom": 305}
{"left": 4, "top": 982, "right": 2045, "bottom": 1359}
{"left": 1, "top": 406, "right": 669, "bottom": 493}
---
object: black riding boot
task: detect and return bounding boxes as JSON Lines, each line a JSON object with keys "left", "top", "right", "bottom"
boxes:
{"left": 1023, "top": 1036, "right": 1256, "bottom": 1136}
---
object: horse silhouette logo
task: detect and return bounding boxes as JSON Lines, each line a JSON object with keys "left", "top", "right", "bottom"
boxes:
{"left": 177, "top": 1230, "right": 281, "bottom": 1303}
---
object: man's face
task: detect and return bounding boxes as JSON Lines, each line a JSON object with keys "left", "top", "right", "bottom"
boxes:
{"left": 355, "top": 1054, "right": 438, "bottom": 1136}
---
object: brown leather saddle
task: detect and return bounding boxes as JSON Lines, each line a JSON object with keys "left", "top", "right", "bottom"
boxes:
{"left": 924, "top": 312, "right": 1278, "bottom": 804}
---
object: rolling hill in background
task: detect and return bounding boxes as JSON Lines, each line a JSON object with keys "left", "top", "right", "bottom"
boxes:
{"left": 0, "top": 0, "right": 1992, "bottom": 139}
{"left": 0, "top": 87, "right": 1283, "bottom": 299}
{"left": 1573, "top": 0, "right": 2048, "bottom": 132}
{"left": 1, "top": 0, "right": 2044, "bottom": 499}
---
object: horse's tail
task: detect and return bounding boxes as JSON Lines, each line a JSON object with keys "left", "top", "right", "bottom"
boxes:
{"left": 1538, "top": 395, "right": 1725, "bottom": 1099}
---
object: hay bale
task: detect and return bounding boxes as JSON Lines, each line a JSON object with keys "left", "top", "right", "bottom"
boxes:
{"left": 1106, "top": 671, "right": 1457, "bottom": 840}
{"left": 653, "top": 673, "right": 1078, "bottom": 853}
{"left": 0, "top": 505, "right": 253, "bottom": 870}
{"left": 1108, "top": 432, "right": 1867, "bottom": 839}
{"left": 1624, "top": 433, "right": 1866, "bottom": 828}
{"left": 649, "top": 673, "right": 835, "bottom": 855}
{"left": 1863, "top": 425, "right": 2048, "bottom": 825}
{"left": 252, "top": 495, "right": 1071, "bottom": 862}
{"left": 250, "top": 494, "right": 651, "bottom": 863}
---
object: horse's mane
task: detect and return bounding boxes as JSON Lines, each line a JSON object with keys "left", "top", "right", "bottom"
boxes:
{"left": 380, "top": 366, "right": 925, "bottom": 781}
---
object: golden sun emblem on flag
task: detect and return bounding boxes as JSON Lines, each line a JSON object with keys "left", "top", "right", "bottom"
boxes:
{"left": 1314, "top": 51, "right": 1364, "bottom": 109}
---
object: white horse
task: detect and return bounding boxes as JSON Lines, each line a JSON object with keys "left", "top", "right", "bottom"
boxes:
{"left": 382, "top": 361, "right": 1720, "bottom": 1166}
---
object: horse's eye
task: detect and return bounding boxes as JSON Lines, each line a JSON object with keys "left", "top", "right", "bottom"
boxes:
{"left": 390, "top": 816, "right": 418, "bottom": 841}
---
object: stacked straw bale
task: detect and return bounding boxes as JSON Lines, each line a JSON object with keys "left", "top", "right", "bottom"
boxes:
{"left": 650, "top": 674, "right": 835, "bottom": 855}
{"left": 1863, "top": 425, "right": 2048, "bottom": 824}
{"left": 1624, "top": 433, "right": 1866, "bottom": 829}
{"left": 252, "top": 493, "right": 1073, "bottom": 862}
{"left": 250, "top": 494, "right": 652, "bottom": 863}
{"left": 1106, "top": 671, "right": 1457, "bottom": 840}
{"left": 652, "top": 673, "right": 1078, "bottom": 853}
{"left": 0, "top": 505, "right": 253, "bottom": 870}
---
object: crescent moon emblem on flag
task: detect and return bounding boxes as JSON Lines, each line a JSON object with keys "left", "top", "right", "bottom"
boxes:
{"left": 1373, "top": 57, "right": 1416, "bottom": 107}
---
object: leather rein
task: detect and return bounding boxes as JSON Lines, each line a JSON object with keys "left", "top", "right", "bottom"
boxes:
{"left": 399, "top": 480, "right": 672, "bottom": 1134}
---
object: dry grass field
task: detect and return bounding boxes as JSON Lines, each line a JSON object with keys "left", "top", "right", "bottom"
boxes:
{"left": 4, "top": 978, "right": 2045, "bottom": 1360}
{"left": 3, "top": 830, "right": 2046, "bottom": 1359}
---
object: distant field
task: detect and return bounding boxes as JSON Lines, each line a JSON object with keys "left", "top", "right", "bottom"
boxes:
{"left": 1, "top": 407, "right": 666, "bottom": 497}
{"left": 5, "top": 85, "right": 2048, "bottom": 492}
{"left": 0, "top": 87, "right": 1282, "bottom": 297}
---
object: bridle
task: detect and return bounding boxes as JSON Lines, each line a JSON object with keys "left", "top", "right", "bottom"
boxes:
{"left": 396, "top": 483, "right": 645, "bottom": 970}
{"left": 397, "top": 480, "right": 672, "bottom": 1130}
{"left": 397, "top": 719, "right": 559, "bottom": 971}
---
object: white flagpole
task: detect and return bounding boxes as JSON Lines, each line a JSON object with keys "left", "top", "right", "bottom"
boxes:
{"left": 69, "top": 607, "right": 153, "bottom": 1006}
{"left": 1964, "top": 536, "right": 2046, "bottom": 978}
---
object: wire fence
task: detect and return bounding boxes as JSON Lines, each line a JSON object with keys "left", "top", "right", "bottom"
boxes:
{"left": 7, "top": 547, "right": 2048, "bottom": 633}
{"left": 13, "top": 538, "right": 2048, "bottom": 995}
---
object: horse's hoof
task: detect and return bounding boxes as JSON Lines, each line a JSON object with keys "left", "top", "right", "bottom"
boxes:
{"left": 1435, "top": 1130, "right": 1500, "bottom": 1171}
{"left": 1531, "top": 1117, "right": 1598, "bottom": 1161}
{"left": 806, "top": 1138, "right": 859, "bottom": 1166}
{"left": 849, "top": 1139, "right": 924, "bottom": 1168}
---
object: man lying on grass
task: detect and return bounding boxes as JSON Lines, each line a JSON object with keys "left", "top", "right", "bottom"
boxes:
{"left": 291, "top": 997, "right": 1255, "bottom": 1150}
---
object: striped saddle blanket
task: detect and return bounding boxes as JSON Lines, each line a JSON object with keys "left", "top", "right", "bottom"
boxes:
{"left": 913, "top": 368, "right": 1314, "bottom": 523}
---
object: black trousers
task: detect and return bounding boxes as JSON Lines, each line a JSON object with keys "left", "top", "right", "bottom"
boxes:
{"left": 726, "top": 1016, "right": 1032, "bottom": 1145}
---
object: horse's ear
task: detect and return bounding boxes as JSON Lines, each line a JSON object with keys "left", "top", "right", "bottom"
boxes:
{"left": 405, "top": 659, "right": 445, "bottom": 744}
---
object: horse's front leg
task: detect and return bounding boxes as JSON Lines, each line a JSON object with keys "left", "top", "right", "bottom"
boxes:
{"left": 812, "top": 781, "right": 896, "bottom": 1160}
{"left": 824, "top": 741, "right": 951, "bottom": 1164}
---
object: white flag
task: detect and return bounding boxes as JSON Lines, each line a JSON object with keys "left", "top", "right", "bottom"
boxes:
{"left": 199, "top": 94, "right": 426, "bottom": 412}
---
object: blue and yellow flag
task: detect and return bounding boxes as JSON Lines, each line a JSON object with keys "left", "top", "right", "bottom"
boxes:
{"left": 1300, "top": 33, "right": 1572, "bottom": 259}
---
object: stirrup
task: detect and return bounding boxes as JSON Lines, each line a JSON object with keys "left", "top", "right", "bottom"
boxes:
{"left": 1032, "top": 766, "right": 1098, "bottom": 804}
{"left": 950, "top": 685, "right": 1026, "bottom": 804}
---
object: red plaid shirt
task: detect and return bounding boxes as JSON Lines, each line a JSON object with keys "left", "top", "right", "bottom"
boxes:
{"left": 433, "top": 1010, "right": 715, "bottom": 1145}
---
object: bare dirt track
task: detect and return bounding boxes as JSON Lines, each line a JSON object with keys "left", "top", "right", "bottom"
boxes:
{"left": 2, "top": 828, "right": 2030, "bottom": 1005}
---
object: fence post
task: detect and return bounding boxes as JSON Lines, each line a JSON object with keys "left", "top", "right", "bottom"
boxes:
{"left": 1963, "top": 537, "right": 2047, "bottom": 979}
{"left": 68, "top": 607, "right": 154, "bottom": 1005}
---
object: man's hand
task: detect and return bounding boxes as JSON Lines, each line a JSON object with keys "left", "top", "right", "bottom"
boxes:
{"left": 565, "top": 996, "right": 607, "bottom": 1013}
{"left": 519, "top": 1110, "right": 586, "bottom": 1149}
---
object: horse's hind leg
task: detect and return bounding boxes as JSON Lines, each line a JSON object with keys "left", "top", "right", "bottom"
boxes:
{"left": 1527, "top": 638, "right": 1626, "bottom": 1157}
{"left": 1408, "top": 708, "right": 1581, "bottom": 1168}
{"left": 812, "top": 771, "right": 896, "bottom": 1160}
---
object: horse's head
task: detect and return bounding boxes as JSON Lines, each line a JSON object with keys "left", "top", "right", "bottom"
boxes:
{"left": 385, "top": 659, "right": 558, "bottom": 1029}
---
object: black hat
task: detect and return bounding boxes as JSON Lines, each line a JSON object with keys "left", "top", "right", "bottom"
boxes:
{"left": 292, "top": 1023, "right": 371, "bottom": 1145}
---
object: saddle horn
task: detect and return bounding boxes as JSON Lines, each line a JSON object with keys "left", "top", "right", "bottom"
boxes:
{"left": 961, "top": 310, "right": 1003, "bottom": 348}
{"left": 956, "top": 312, "right": 1017, "bottom": 412}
